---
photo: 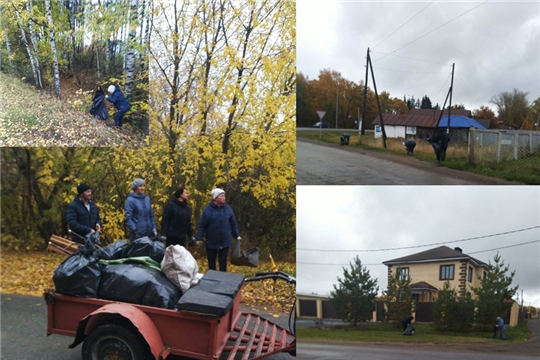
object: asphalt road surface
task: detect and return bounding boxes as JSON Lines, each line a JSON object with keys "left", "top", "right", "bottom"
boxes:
{"left": 0, "top": 293, "right": 295, "bottom": 360}
{"left": 297, "top": 138, "right": 524, "bottom": 185}
{"left": 296, "top": 342, "right": 539, "bottom": 360}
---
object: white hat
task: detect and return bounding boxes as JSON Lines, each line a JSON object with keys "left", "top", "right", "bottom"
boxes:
{"left": 211, "top": 188, "right": 225, "bottom": 199}
{"left": 107, "top": 85, "right": 116, "bottom": 93}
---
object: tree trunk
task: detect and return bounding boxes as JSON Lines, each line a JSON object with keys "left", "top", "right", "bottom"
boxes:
{"left": 2, "top": 20, "right": 15, "bottom": 74}
{"left": 13, "top": 5, "right": 40, "bottom": 88}
{"left": 25, "top": 0, "right": 43, "bottom": 88}
{"left": 123, "top": 0, "right": 139, "bottom": 102}
{"left": 45, "top": 0, "right": 61, "bottom": 99}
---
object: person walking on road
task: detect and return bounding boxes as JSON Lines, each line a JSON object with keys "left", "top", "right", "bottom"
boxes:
{"left": 124, "top": 178, "right": 157, "bottom": 242}
{"left": 196, "top": 188, "right": 241, "bottom": 272}
{"left": 160, "top": 186, "right": 195, "bottom": 247}
{"left": 66, "top": 183, "right": 103, "bottom": 244}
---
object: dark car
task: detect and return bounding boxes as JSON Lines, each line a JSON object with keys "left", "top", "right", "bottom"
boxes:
{"left": 313, "top": 122, "right": 330, "bottom": 128}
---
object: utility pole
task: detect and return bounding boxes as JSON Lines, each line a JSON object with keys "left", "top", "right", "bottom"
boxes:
{"left": 367, "top": 48, "right": 387, "bottom": 148}
{"left": 447, "top": 63, "right": 455, "bottom": 133}
{"left": 360, "top": 47, "right": 370, "bottom": 140}
{"left": 335, "top": 81, "right": 339, "bottom": 129}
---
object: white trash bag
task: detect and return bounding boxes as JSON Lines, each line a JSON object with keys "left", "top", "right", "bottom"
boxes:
{"left": 160, "top": 245, "right": 199, "bottom": 293}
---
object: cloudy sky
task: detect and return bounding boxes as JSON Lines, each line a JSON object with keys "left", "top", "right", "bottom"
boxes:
{"left": 296, "top": 186, "right": 540, "bottom": 307}
{"left": 297, "top": 0, "right": 540, "bottom": 112}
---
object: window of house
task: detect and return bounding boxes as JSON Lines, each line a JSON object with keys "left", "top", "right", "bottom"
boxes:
{"left": 483, "top": 271, "right": 487, "bottom": 280}
{"left": 440, "top": 265, "right": 454, "bottom": 280}
{"left": 412, "top": 294, "right": 419, "bottom": 302}
{"left": 468, "top": 266, "right": 473, "bottom": 282}
{"left": 398, "top": 267, "right": 409, "bottom": 281}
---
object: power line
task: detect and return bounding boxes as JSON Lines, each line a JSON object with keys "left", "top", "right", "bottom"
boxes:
{"left": 374, "top": 0, "right": 490, "bottom": 63}
{"left": 468, "top": 239, "right": 540, "bottom": 255}
{"left": 372, "top": 66, "right": 451, "bottom": 75}
{"left": 298, "top": 239, "right": 540, "bottom": 267}
{"left": 372, "top": 1, "right": 435, "bottom": 51}
{"left": 297, "top": 225, "right": 540, "bottom": 252}
{"left": 370, "top": 51, "right": 452, "bottom": 66}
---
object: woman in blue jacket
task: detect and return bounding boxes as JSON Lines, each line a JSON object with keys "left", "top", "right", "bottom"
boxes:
{"left": 124, "top": 178, "right": 157, "bottom": 241}
{"left": 106, "top": 85, "right": 130, "bottom": 128}
{"left": 196, "top": 188, "right": 240, "bottom": 272}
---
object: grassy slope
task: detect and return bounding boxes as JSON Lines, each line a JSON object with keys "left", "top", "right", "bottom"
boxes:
{"left": 0, "top": 73, "right": 142, "bottom": 146}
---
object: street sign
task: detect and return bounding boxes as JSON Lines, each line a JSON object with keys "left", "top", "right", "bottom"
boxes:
{"left": 316, "top": 110, "right": 326, "bottom": 120}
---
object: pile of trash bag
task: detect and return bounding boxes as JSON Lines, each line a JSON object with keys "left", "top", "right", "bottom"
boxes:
{"left": 52, "top": 235, "right": 246, "bottom": 316}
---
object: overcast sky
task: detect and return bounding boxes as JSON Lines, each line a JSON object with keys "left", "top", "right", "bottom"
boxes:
{"left": 296, "top": 186, "right": 540, "bottom": 308}
{"left": 297, "top": 0, "right": 540, "bottom": 112}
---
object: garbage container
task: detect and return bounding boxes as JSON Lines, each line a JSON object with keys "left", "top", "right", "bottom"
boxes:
{"left": 340, "top": 133, "right": 350, "bottom": 145}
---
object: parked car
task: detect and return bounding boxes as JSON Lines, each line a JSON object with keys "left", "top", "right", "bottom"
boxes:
{"left": 313, "top": 122, "right": 330, "bottom": 128}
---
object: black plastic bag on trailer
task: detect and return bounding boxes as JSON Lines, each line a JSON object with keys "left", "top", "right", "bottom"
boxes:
{"left": 121, "top": 236, "right": 166, "bottom": 264}
{"left": 89, "top": 94, "right": 108, "bottom": 120}
{"left": 53, "top": 248, "right": 102, "bottom": 298}
{"left": 230, "top": 238, "right": 259, "bottom": 268}
{"left": 94, "top": 240, "right": 129, "bottom": 260}
{"left": 98, "top": 263, "right": 182, "bottom": 309}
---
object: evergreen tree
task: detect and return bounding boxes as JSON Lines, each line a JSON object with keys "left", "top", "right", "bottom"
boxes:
{"left": 420, "top": 95, "right": 433, "bottom": 109}
{"left": 471, "top": 253, "right": 518, "bottom": 329}
{"left": 433, "top": 281, "right": 475, "bottom": 331}
{"left": 385, "top": 267, "right": 415, "bottom": 328}
{"left": 329, "top": 256, "right": 379, "bottom": 326}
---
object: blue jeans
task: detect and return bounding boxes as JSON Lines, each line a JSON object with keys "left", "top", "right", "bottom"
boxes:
{"left": 500, "top": 327, "right": 506, "bottom": 340}
{"left": 114, "top": 108, "right": 128, "bottom": 127}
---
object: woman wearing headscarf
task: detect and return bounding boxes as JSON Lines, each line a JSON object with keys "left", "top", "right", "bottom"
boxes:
{"left": 105, "top": 84, "right": 130, "bottom": 128}
{"left": 124, "top": 178, "right": 157, "bottom": 241}
{"left": 196, "top": 188, "right": 240, "bottom": 272}
{"left": 160, "top": 186, "right": 194, "bottom": 247}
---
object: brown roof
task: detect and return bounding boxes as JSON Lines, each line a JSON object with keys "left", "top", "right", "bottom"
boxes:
{"left": 475, "top": 119, "right": 491, "bottom": 129}
{"left": 383, "top": 245, "right": 487, "bottom": 267}
{"left": 372, "top": 109, "right": 472, "bottom": 128}
{"left": 411, "top": 281, "right": 438, "bottom": 293}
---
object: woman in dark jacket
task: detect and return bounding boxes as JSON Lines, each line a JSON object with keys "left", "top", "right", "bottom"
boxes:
{"left": 161, "top": 186, "right": 194, "bottom": 247}
{"left": 196, "top": 188, "right": 240, "bottom": 272}
{"left": 105, "top": 85, "right": 130, "bottom": 128}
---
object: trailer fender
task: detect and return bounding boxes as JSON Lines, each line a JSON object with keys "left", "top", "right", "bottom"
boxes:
{"left": 69, "top": 303, "right": 168, "bottom": 360}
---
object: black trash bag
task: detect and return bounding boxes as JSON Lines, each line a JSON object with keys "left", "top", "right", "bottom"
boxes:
{"left": 230, "top": 239, "right": 259, "bottom": 268}
{"left": 89, "top": 94, "right": 109, "bottom": 120}
{"left": 427, "top": 130, "right": 449, "bottom": 163}
{"left": 53, "top": 250, "right": 102, "bottom": 298}
{"left": 121, "top": 236, "right": 166, "bottom": 264}
{"left": 94, "top": 240, "right": 129, "bottom": 260}
{"left": 98, "top": 263, "right": 182, "bottom": 309}
{"left": 403, "top": 324, "right": 415, "bottom": 335}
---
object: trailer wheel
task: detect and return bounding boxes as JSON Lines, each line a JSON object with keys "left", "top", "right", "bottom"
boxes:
{"left": 82, "top": 323, "right": 152, "bottom": 360}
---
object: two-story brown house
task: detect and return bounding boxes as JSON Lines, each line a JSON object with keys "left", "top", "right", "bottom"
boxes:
{"left": 383, "top": 246, "right": 488, "bottom": 303}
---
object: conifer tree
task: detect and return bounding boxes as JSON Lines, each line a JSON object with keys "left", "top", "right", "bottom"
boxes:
{"left": 385, "top": 266, "right": 415, "bottom": 328}
{"left": 330, "top": 256, "right": 379, "bottom": 326}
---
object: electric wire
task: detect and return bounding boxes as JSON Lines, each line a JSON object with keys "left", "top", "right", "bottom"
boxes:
{"left": 372, "top": 66, "right": 451, "bottom": 75}
{"left": 297, "top": 225, "right": 540, "bottom": 252}
{"left": 374, "top": 0, "right": 490, "bottom": 63}
{"left": 370, "top": 51, "right": 452, "bottom": 66}
{"left": 371, "top": 1, "right": 435, "bottom": 50}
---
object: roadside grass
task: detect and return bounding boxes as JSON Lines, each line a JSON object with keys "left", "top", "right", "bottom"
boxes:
{"left": 0, "top": 73, "right": 144, "bottom": 146}
{"left": 297, "top": 130, "right": 539, "bottom": 184}
{"left": 296, "top": 321, "right": 531, "bottom": 344}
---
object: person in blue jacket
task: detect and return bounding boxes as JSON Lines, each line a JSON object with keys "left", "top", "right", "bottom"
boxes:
{"left": 124, "top": 178, "right": 157, "bottom": 242}
{"left": 196, "top": 188, "right": 241, "bottom": 272}
{"left": 66, "top": 183, "right": 103, "bottom": 244}
{"left": 105, "top": 85, "right": 130, "bottom": 128}
{"left": 496, "top": 316, "right": 506, "bottom": 340}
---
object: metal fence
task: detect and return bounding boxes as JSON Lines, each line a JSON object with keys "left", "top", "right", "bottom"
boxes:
{"left": 468, "top": 129, "right": 540, "bottom": 166}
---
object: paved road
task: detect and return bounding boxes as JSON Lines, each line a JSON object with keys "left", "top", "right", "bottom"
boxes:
{"left": 0, "top": 294, "right": 294, "bottom": 360}
{"left": 297, "top": 139, "right": 524, "bottom": 185}
{"left": 296, "top": 342, "right": 539, "bottom": 360}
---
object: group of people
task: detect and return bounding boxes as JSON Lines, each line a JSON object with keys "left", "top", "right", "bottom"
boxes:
{"left": 90, "top": 84, "right": 130, "bottom": 128}
{"left": 402, "top": 130, "right": 450, "bottom": 166}
{"left": 66, "top": 179, "right": 240, "bottom": 272}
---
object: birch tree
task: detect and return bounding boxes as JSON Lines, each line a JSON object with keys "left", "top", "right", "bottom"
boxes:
{"left": 123, "top": 0, "right": 139, "bottom": 101}
{"left": 13, "top": 3, "right": 41, "bottom": 88}
{"left": 2, "top": 19, "right": 15, "bottom": 74}
{"left": 24, "top": 0, "right": 42, "bottom": 88}
{"left": 45, "top": 0, "right": 61, "bottom": 98}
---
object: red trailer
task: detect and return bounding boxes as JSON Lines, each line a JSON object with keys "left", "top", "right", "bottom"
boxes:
{"left": 44, "top": 272, "right": 296, "bottom": 360}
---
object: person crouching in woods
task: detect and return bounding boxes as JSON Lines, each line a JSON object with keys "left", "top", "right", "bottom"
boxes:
{"left": 105, "top": 85, "right": 130, "bottom": 128}
{"left": 89, "top": 85, "right": 108, "bottom": 121}
{"left": 160, "top": 186, "right": 195, "bottom": 247}
{"left": 403, "top": 140, "right": 416, "bottom": 156}
{"left": 196, "top": 188, "right": 241, "bottom": 272}
{"left": 66, "top": 183, "right": 103, "bottom": 244}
